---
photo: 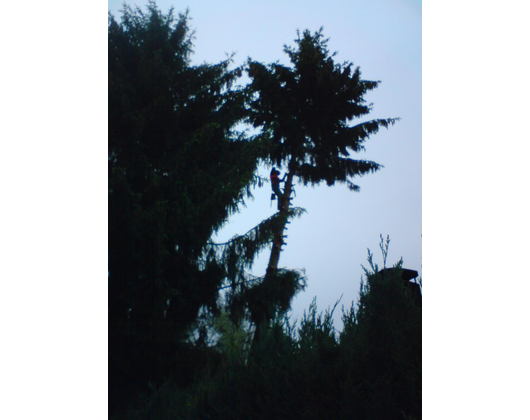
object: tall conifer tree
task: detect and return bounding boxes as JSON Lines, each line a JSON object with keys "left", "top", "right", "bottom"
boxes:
{"left": 108, "top": 1, "right": 259, "bottom": 412}
{"left": 246, "top": 29, "right": 398, "bottom": 338}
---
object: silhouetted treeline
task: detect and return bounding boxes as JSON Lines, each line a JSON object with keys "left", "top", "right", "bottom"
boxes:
{"left": 112, "top": 263, "right": 421, "bottom": 420}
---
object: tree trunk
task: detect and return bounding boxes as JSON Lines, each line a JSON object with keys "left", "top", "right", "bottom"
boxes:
{"left": 252, "top": 168, "right": 296, "bottom": 345}
{"left": 266, "top": 170, "right": 294, "bottom": 276}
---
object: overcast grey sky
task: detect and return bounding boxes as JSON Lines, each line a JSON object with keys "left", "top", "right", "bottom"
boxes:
{"left": 108, "top": 0, "right": 422, "bottom": 327}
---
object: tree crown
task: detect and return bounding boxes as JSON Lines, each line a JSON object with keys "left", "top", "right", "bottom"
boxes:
{"left": 247, "top": 28, "right": 398, "bottom": 191}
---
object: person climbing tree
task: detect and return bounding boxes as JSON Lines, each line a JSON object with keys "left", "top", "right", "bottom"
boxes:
{"left": 270, "top": 167, "right": 286, "bottom": 210}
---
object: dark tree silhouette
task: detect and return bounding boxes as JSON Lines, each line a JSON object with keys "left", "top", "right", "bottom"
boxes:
{"left": 108, "top": 2, "right": 259, "bottom": 414}
{"left": 246, "top": 29, "right": 398, "bottom": 339}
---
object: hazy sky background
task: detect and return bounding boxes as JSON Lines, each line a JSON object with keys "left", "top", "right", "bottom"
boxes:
{"left": 108, "top": 0, "right": 422, "bottom": 327}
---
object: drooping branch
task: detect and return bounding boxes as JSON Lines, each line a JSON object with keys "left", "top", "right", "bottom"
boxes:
{"left": 203, "top": 207, "right": 306, "bottom": 288}
{"left": 203, "top": 207, "right": 306, "bottom": 326}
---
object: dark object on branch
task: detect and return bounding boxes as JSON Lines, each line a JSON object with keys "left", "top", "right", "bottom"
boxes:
{"left": 378, "top": 267, "right": 421, "bottom": 306}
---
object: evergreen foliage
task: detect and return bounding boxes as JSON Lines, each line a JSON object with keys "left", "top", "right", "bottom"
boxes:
{"left": 117, "top": 255, "right": 421, "bottom": 420}
{"left": 108, "top": 2, "right": 260, "bottom": 414}
{"left": 247, "top": 28, "right": 398, "bottom": 192}
{"left": 242, "top": 28, "right": 398, "bottom": 342}
{"left": 108, "top": 3, "right": 419, "bottom": 418}
{"left": 203, "top": 207, "right": 307, "bottom": 326}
